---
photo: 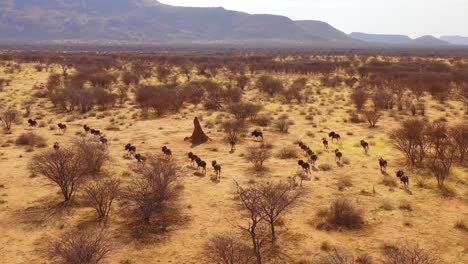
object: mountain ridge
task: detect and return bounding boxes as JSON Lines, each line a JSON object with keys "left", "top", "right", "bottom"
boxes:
{"left": 0, "top": 0, "right": 355, "bottom": 44}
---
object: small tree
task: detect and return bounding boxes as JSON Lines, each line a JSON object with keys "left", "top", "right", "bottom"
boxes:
{"left": 223, "top": 119, "right": 247, "bottom": 144}
{"left": 125, "top": 157, "right": 180, "bottom": 225}
{"left": 390, "top": 119, "right": 430, "bottom": 167}
{"left": 203, "top": 234, "right": 255, "bottom": 264}
{"left": 48, "top": 229, "right": 112, "bottom": 264}
{"left": 73, "top": 137, "right": 109, "bottom": 175}
{"left": 256, "top": 182, "right": 303, "bottom": 243}
{"left": 383, "top": 243, "right": 441, "bottom": 264}
{"left": 29, "top": 147, "right": 88, "bottom": 202}
{"left": 450, "top": 124, "right": 468, "bottom": 164}
{"left": 0, "top": 108, "right": 20, "bottom": 131}
{"left": 363, "top": 109, "right": 382, "bottom": 128}
{"left": 235, "top": 182, "right": 269, "bottom": 264}
{"left": 244, "top": 144, "right": 272, "bottom": 170}
{"left": 351, "top": 88, "right": 368, "bottom": 111}
{"left": 229, "top": 102, "right": 262, "bottom": 121}
{"left": 325, "top": 198, "right": 364, "bottom": 229}
{"left": 85, "top": 178, "right": 121, "bottom": 219}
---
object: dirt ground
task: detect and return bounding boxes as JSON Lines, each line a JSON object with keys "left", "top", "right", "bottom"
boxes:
{"left": 0, "top": 62, "right": 467, "bottom": 264}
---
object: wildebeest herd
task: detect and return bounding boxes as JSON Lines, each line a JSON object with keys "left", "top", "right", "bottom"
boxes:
{"left": 26, "top": 119, "right": 409, "bottom": 189}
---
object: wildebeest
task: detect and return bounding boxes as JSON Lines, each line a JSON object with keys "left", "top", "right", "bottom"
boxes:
{"left": 196, "top": 158, "right": 207, "bottom": 174}
{"left": 125, "top": 143, "right": 136, "bottom": 156}
{"left": 57, "top": 123, "right": 67, "bottom": 133}
{"left": 396, "top": 170, "right": 409, "bottom": 189}
{"left": 83, "top": 125, "right": 90, "bottom": 133}
{"left": 162, "top": 146, "right": 172, "bottom": 158}
{"left": 322, "top": 138, "right": 329, "bottom": 149}
{"left": 188, "top": 152, "right": 198, "bottom": 166}
{"left": 53, "top": 142, "right": 60, "bottom": 151}
{"left": 310, "top": 154, "right": 318, "bottom": 166}
{"left": 329, "top": 131, "right": 341, "bottom": 142}
{"left": 28, "top": 119, "right": 37, "bottom": 127}
{"left": 229, "top": 139, "right": 236, "bottom": 152}
{"left": 379, "top": 157, "right": 388, "bottom": 171}
{"left": 251, "top": 130, "right": 264, "bottom": 141}
{"left": 334, "top": 149, "right": 343, "bottom": 162}
{"left": 212, "top": 160, "right": 222, "bottom": 179}
{"left": 360, "top": 140, "right": 369, "bottom": 154}
{"left": 135, "top": 153, "right": 146, "bottom": 164}
{"left": 298, "top": 160, "right": 311, "bottom": 174}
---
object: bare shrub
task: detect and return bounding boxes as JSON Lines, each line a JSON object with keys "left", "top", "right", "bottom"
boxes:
{"left": 390, "top": 119, "right": 430, "bottom": 167}
{"left": 254, "top": 114, "right": 272, "bottom": 127}
{"left": 0, "top": 108, "right": 20, "bottom": 131}
{"left": 235, "top": 182, "right": 270, "bottom": 264}
{"left": 382, "top": 243, "right": 442, "bottom": 264}
{"left": 318, "top": 164, "right": 332, "bottom": 171}
{"left": 427, "top": 122, "right": 456, "bottom": 189}
{"left": 276, "top": 146, "right": 299, "bottom": 159}
{"left": 324, "top": 198, "right": 364, "bottom": 229}
{"left": 244, "top": 144, "right": 272, "bottom": 170}
{"left": 313, "top": 247, "right": 355, "bottom": 264}
{"left": 29, "top": 147, "right": 88, "bottom": 202}
{"left": 48, "top": 229, "right": 112, "bottom": 264}
{"left": 256, "top": 75, "right": 284, "bottom": 96}
{"left": 229, "top": 102, "right": 262, "bottom": 121}
{"left": 274, "top": 118, "right": 292, "bottom": 133}
{"left": 222, "top": 119, "right": 246, "bottom": 144}
{"left": 73, "top": 137, "right": 109, "bottom": 175}
{"left": 15, "top": 132, "right": 47, "bottom": 147}
{"left": 85, "top": 178, "right": 121, "bottom": 219}
{"left": 363, "top": 110, "right": 382, "bottom": 128}
{"left": 124, "top": 157, "right": 180, "bottom": 225}
{"left": 351, "top": 88, "right": 368, "bottom": 111}
{"left": 203, "top": 234, "right": 255, "bottom": 264}
{"left": 449, "top": 123, "right": 467, "bottom": 164}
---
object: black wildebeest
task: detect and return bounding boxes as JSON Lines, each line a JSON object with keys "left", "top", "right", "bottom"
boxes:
{"left": 310, "top": 154, "right": 318, "bottom": 166}
{"left": 212, "top": 160, "right": 222, "bottom": 179}
{"left": 100, "top": 136, "right": 108, "bottom": 145}
{"left": 90, "top": 129, "right": 101, "bottom": 136}
{"left": 53, "top": 142, "right": 60, "bottom": 151}
{"left": 125, "top": 143, "right": 136, "bottom": 157}
{"left": 360, "top": 140, "right": 369, "bottom": 154}
{"left": 396, "top": 170, "right": 409, "bottom": 189}
{"left": 135, "top": 153, "right": 146, "bottom": 164}
{"left": 298, "top": 160, "right": 311, "bottom": 174}
{"left": 28, "top": 119, "right": 37, "bottom": 127}
{"left": 57, "top": 123, "right": 67, "bottom": 133}
{"left": 196, "top": 158, "right": 207, "bottom": 174}
{"left": 379, "top": 157, "right": 388, "bottom": 171}
{"left": 329, "top": 131, "right": 341, "bottom": 142}
{"left": 188, "top": 152, "right": 199, "bottom": 166}
{"left": 334, "top": 149, "right": 343, "bottom": 162}
{"left": 162, "top": 146, "right": 172, "bottom": 158}
{"left": 229, "top": 139, "right": 236, "bottom": 152}
{"left": 322, "top": 138, "right": 329, "bottom": 149}
{"left": 251, "top": 130, "right": 264, "bottom": 141}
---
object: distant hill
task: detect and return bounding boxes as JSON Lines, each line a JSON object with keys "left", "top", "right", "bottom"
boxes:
{"left": 0, "top": 0, "right": 355, "bottom": 44}
{"left": 413, "top": 35, "right": 450, "bottom": 46}
{"left": 349, "top": 32, "right": 412, "bottom": 44}
{"left": 350, "top": 32, "right": 451, "bottom": 46}
{"left": 440, "top": 36, "right": 468, "bottom": 45}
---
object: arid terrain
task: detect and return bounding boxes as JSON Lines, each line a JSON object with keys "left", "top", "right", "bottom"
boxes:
{"left": 0, "top": 50, "right": 467, "bottom": 264}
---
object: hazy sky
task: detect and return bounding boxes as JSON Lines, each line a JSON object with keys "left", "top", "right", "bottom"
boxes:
{"left": 159, "top": 0, "right": 468, "bottom": 37}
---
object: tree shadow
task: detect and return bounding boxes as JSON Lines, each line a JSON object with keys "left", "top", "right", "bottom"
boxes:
{"left": 15, "top": 200, "right": 73, "bottom": 228}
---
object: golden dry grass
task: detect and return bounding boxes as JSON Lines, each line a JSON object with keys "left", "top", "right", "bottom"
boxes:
{"left": 0, "top": 61, "right": 467, "bottom": 264}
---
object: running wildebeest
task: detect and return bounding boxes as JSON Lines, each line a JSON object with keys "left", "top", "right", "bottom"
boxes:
{"left": 396, "top": 170, "right": 409, "bottom": 189}
{"left": 334, "top": 149, "right": 343, "bottom": 162}
{"left": 57, "top": 123, "right": 67, "bottom": 133}
{"left": 28, "top": 119, "right": 37, "bottom": 127}
{"left": 251, "top": 130, "right": 264, "bottom": 141}
{"left": 298, "top": 160, "right": 311, "bottom": 174}
{"left": 360, "top": 140, "right": 369, "bottom": 154}
{"left": 379, "top": 157, "right": 388, "bottom": 171}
